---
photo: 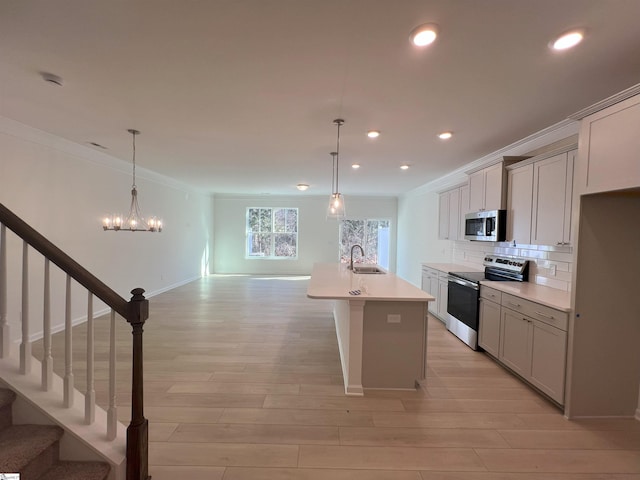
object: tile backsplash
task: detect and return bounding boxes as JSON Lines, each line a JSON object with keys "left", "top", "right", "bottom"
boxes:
{"left": 452, "top": 241, "right": 573, "bottom": 291}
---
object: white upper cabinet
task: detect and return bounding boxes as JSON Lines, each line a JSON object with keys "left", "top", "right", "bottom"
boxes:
{"left": 531, "top": 150, "right": 575, "bottom": 246}
{"left": 576, "top": 93, "right": 640, "bottom": 195}
{"left": 507, "top": 164, "right": 534, "bottom": 244}
{"left": 438, "top": 185, "right": 465, "bottom": 240}
{"left": 467, "top": 157, "right": 528, "bottom": 212}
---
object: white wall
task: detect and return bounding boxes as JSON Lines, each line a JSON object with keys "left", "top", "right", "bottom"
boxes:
{"left": 0, "top": 117, "right": 214, "bottom": 342}
{"left": 396, "top": 191, "right": 453, "bottom": 287}
{"left": 213, "top": 194, "right": 397, "bottom": 275}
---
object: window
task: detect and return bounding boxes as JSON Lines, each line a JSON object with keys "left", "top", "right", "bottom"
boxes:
{"left": 339, "top": 219, "right": 390, "bottom": 268}
{"left": 246, "top": 207, "right": 298, "bottom": 258}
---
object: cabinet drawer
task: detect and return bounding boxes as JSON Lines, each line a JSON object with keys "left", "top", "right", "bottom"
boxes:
{"left": 422, "top": 266, "right": 438, "bottom": 277}
{"left": 502, "top": 293, "right": 568, "bottom": 331}
{"left": 480, "top": 286, "right": 502, "bottom": 303}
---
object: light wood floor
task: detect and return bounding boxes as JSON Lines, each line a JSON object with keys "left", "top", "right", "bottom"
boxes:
{"left": 36, "top": 275, "right": 640, "bottom": 479}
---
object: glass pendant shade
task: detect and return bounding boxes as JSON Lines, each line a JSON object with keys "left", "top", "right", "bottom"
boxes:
{"left": 326, "top": 119, "right": 346, "bottom": 219}
{"left": 327, "top": 192, "right": 346, "bottom": 218}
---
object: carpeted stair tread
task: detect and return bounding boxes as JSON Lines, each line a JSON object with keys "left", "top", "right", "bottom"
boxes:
{"left": 0, "top": 388, "right": 16, "bottom": 409}
{"left": 0, "top": 424, "right": 63, "bottom": 473}
{"left": 39, "top": 461, "right": 110, "bottom": 480}
{"left": 0, "top": 388, "right": 15, "bottom": 431}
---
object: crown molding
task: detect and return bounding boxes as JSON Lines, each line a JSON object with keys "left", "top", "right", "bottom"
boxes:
{"left": 402, "top": 118, "right": 579, "bottom": 198}
{"left": 0, "top": 115, "right": 205, "bottom": 194}
{"left": 568, "top": 83, "right": 640, "bottom": 120}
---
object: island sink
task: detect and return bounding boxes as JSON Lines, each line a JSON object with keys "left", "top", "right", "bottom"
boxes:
{"left": 352, "top": 265, "right": 386, "bottom": 274}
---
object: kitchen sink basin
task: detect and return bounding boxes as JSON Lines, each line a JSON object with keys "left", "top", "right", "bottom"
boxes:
{"left": 352, "top": 265, "right": 386, "bottom": 274}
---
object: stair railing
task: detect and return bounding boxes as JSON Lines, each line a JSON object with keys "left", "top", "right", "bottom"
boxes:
{"left": 0, "top": 203, "right": 149, "bottom": 480}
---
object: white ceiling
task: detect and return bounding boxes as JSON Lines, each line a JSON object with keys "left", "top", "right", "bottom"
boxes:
{"left": 1, "top": 0, "right": 640, "bottom": 196}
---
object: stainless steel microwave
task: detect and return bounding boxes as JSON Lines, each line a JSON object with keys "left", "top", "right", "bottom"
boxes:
{"left": 464, "top": 210, "right": 506, "bottom": 241}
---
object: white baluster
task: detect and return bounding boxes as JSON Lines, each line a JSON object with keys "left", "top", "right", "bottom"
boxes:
{"left": 107, "top": 309, "right": 117, "bottom": 440}
{"left": 85, "top": 292, "right": 95, "bottom": 424}
{"left": 20, "top": 241, "right": 31, "bottom": 374}
{"left": 63, "top": 274, "right": 74, "bottom": 407}
{"left": 0, "top": 225, "right": 8, "bottom": 358}
{"left": 42, "top": 259, "right": 53, "bottom": 391}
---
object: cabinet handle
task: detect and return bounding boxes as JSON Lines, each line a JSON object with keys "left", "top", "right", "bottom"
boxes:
{"left": 507, "top": 301, "right": 521, "bottom": 308}
{"left": 534, "top": 310, "right": 555, "bottom": 320}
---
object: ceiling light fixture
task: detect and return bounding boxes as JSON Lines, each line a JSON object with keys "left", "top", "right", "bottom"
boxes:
{"left": 352, "top": 163, "right": 360, "bottom": 169}
{"left": 367, "top": 130, "right": 380, "bottom": 138}
{"left": 327, "top": 119, "right": 346, "bottom": 219}
{"left": 103, "top": 129, "right": 162, "bottom": 232}
{"left": 41, "top": 72, "right": 63, "bottom": 86}
{"left": 296, "top": 183, "right": 309, "bottom": 191}
{"left": 551, "top": 29, "right": 584, "bottom": 50}
{"left": 410, "top": 23, "right": 439, "bottom": 47}
{"left": 438, "top": 131, "right": 453, "bottom": 140}
{"left": 400, "top": 164, "right": 410, "bottom": 170}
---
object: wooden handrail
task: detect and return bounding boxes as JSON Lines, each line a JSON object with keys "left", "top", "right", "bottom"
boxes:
{"left": 0, "top": 202, "right": 150, "bottom": 480}
{"left": 0, "top": 203, "right": 129, "bottom": 318}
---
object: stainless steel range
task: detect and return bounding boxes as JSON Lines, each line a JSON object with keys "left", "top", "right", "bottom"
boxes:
{"left": 446, "top": 255, "right": 529, "bottom": 350}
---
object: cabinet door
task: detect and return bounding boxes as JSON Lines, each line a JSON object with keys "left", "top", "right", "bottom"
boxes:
{"left": 483, "top": 163, "right": 505, "bottom": 211}
{"left": 507, "top": 164, "right": 534, "bottom": 244}
{"left": 578, "top": 95, "right": 640, "bottom": 194}
{"left": 428, "top": 275, "right": 440, "bottom": 315}
{"left": 478, "top": 298, "right": 501, "bottom": 357}
{"left": 468, "top": 170, "right": 485, "bottom": 211}
{"left": 438, "top": 278, "right": 449, "bottom": 320}
{"left": 529, "top": 320, "right": 567, "bottom": 404}
{"left": 459, "top": 184, "right": 470, "bottom": 237}
{"left": 531, "top": 153, "right": 570, "bottom": 246}
{"left": 447, "top": 189, "right": 460, "bottom": 240}
{"left": 499, "top": 308, "right": 532, "bottom": 379}
{"left": 438, "top": 192, "right": 450, "bottom": 239}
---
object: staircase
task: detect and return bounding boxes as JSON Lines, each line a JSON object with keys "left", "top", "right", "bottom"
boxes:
{"left": 0, "top": 387, "right": 109, "bottom": 480}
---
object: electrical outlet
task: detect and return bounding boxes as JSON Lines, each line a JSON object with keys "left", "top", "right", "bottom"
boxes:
{"left": 387, "top": 314, "right": 401, "bottom": 324}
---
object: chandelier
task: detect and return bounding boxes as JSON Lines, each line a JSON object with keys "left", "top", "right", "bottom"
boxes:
{"left": 327, "top": 118, "right": 346, "bottom": 219}
{"left": 102, "top": 129, "right": 162, "bottom": 232}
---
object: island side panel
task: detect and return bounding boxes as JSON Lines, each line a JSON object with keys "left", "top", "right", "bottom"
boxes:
{"left": 333, "top": 299, "right": 365, "bottom": 396}
{"left": 361, "top": 301, "right": 428, "bottom": 390}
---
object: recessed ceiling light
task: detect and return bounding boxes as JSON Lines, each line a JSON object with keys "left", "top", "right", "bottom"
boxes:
{"left": 400, "top": 164, "right": 410, "bottom": 170}
{"left": 367, "top": 130, "right": 380, "bottom": 138}
{"left": 438, "top": 131, "right": 453, "bottom": 140}
{"left": 352, "top": 164, "right": 360, "bottom": 169}
{"left": 296, "top": 184, "right": 309, "bottom": 191}
{"left": 410, "top": 23, "right": 439, "bottom": 47}
{"left": 551, "top": 29, "right": 584, "bottom": 50}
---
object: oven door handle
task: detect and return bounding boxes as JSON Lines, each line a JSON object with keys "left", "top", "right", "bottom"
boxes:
{"left": 448, "top": 276, "right": 479, "bottom": 290}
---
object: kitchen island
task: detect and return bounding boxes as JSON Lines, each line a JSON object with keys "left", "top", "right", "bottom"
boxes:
{"left": 307, "top": 263, "right": 434, "bottom": 395}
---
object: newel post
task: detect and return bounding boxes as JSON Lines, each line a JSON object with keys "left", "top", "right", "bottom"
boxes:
{"left": 126, "top": 288, "right": 151, "bottom": 480}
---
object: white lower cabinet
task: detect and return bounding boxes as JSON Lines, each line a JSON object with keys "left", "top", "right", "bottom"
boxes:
{"left": 478, "top": 298, "right": 501, "bottom": 357}
{"left": 437, "top": 278, "right": 449, "bottom": 320}
{"left": 499, "top": 309, "right": 532, "bottom": 379}
{"left": 529, "top": 319, "right": 567, "bottom": 402}
{"left": 478, "top": 286, "right": 568, "bottom": 405}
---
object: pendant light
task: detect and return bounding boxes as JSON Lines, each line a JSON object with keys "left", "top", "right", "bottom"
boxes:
{"left": 327, "top": 119, "right": 346, "bottom": 219}
{"left": 102, "top": 129, "right": 162, "bottom": 232}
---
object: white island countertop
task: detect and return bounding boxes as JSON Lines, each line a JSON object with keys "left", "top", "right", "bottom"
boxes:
{"left": 308, "top": 263, "right": 434, "bottom": 302}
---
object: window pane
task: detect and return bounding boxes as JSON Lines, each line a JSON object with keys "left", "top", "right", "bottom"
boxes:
{"left": 339, "top": 220, "right": 365, "bottom": 263}
{"left": 248, "top": 232, "right": 272, "bottom": 256}
{"left": 286, "top": 209, "right": 298, "bottom": 233}
{"left": 274, "top": 208, "right": 286, "bottom": 233}
{"left": 259, "top": 208, "right": 272, "bottom": 232}
{"left": 248, "top": 208, "right": 260, "bottom": 232}
{"left": 274, "top": 233, "right": 297, "bottom": 257}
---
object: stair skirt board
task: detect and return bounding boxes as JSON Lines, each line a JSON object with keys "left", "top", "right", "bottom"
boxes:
{"left": 0, "top": 350, "right": 126, "bottom": 480}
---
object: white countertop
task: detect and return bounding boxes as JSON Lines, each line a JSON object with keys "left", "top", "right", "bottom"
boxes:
{"left": 480, "top": 280, "right": 571, "bottom": 312}
{"left": 308, "top": 263, "right": 434, "bottom": 302}
{"left": 422, "top": 262, "right": 483, "bottom": 274}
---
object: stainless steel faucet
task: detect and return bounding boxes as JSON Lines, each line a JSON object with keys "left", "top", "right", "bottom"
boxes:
{"left": 350, "top": 244, "right": 364, "bottom": 270}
